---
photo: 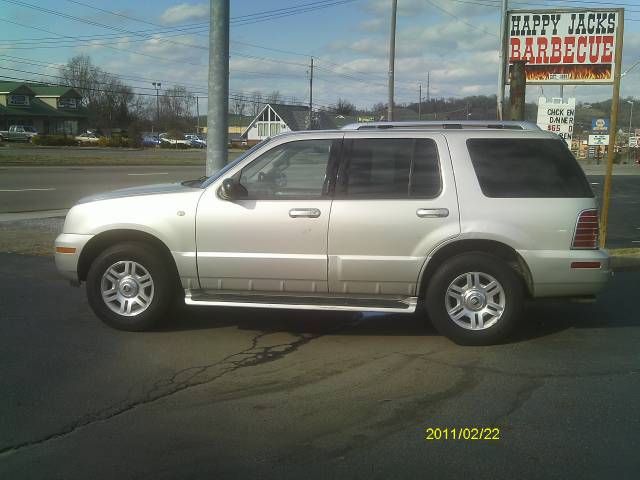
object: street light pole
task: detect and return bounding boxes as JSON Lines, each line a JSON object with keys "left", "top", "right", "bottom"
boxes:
{"left": 207, "top": 0, "right": 230, "bottom": 176}
{"left": 387, "top": 0, "right": 397, "bottom": 121}
{"left": 152, "top": 82, "right": 161, "bottom": 132}
{"left": 628, "top": 100, "right": 634, "bottom": 163}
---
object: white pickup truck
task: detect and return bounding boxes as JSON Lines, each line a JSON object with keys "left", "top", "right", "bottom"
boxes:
{"left": 0, "top": 125, "right": 38, "bottom": 142}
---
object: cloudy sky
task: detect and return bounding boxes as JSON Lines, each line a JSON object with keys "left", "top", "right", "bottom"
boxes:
{"left": 0, "top": 0, "right": 639, "bottom": 112}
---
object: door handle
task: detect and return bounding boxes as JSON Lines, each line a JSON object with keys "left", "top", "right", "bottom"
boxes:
{"left": 417, "top": 208, "right": 449, "bottom": 218}
{"left": 289, "top": 208, "right": 321, "bottom": 218}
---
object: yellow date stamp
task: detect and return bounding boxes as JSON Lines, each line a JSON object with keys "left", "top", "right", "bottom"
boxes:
{"left": 425, "top": 427, "right": 500, "bottom": 441}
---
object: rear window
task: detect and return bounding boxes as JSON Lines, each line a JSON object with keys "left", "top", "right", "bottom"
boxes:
{"left": 466, "top": 138, "right": 593, "bottom": 198}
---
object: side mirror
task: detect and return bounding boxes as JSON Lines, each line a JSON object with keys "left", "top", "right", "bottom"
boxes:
{"left": 219, "top": 178, "right": 247, "bottom": 200}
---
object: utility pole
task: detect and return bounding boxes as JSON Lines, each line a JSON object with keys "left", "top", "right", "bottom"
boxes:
{"left": 308, "top": 57, "right": 314, "bottom": 129}
{"left": 508, "top": 60, "right": 526, "bottom": 120}
{"left": 387, "top": 0, "right": 397, "bottom": 121}
{"left": 600, "top": 9, "right": 625, "bottom": 247}
{"left": 497, "top": 0, "right": 508, "bottom": 120}
{"left": 427, "top": 71, "right": 430, "bottom": 103}
{"left": 628, "top": 100, "right": 634, "bottom": 163}
{"left": 196, "top": 96, "right": 200, "bottom": 133}
{"left": 207, "top": 0, "right": 230, "bottom": 176}
{"left": 152, "top": 82, "right": 161, "bottom": 132}
{"left": 418, "top": 84, "right": 422, "bottom": 120}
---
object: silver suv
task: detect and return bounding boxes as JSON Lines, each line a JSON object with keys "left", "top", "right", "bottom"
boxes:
{"left": 55, "top": 121, "right": 611, "bottom": 345}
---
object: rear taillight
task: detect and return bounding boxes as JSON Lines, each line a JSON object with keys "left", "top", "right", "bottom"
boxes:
{"left": 572, "top": 209, "right": 599, "bottom": 249}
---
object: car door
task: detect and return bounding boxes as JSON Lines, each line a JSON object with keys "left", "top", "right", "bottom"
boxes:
{"left": 196, "top": 134, "right": 342, "bottom": 293}
{"left": 327, "top": 132, "right": 460, "bottom": 296}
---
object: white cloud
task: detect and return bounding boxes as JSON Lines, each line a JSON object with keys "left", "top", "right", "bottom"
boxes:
{"left": 159, "top": 3, "right": 208, "bottom": 25}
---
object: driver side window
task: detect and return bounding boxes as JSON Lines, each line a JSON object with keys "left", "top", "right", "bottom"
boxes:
{"left": 239, "top": 139, "right": 333, "bottom": 199}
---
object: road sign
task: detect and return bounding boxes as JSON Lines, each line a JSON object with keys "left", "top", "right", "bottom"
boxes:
{"left": 506, "top": 9, "right": 622, "bottom": 84}
{"left": 536, "top": 96, "right": 575, "bottom": 145}
{"left": 589, "top": 134, "right": 610, "bottom": 146}
{"left": 630, "top": 136, "right": 638, "bottom": 148}
{"left": 592, "top": 118, "right": 610, "bottom": 133}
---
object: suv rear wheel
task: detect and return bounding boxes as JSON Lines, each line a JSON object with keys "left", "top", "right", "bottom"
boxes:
{"left": 425, "top": 253, "right": 523, "bottom": 345}
{"left": 86, "top": 242, "right": 176, "bottom": 331}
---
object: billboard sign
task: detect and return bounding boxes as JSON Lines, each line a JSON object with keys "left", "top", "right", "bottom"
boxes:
{"left": 507, "top": 9, "right": 622, "bottom": 84}
{"left": 589, "top": 134, "right": 609, "bottom": 146}
{"left": 536, "top": 97, "right": 575, "bottom": 144}
{"left": 591, "top": 118, "right": 610, "bottom": 133}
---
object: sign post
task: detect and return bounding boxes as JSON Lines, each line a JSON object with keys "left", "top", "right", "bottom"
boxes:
{"left": 600, "top": 10, "right": 624, "bottom": 248}
{"left": 505, "top": 7, "right": 624, "bottom": 247}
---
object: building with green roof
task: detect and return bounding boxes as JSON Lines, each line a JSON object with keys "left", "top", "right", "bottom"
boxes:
{"left": 0, "top": 81, "right": 88, "bottom": 135}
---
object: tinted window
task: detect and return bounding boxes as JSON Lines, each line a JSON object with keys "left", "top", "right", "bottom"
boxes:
{"left": 239, "top": 139, "right": 333, "bottom": 198}
{"left": 341, "top": 138, "right": 441, "bottom": 198}
{"left": 466, "top": 138, "right": 593, "bottom": 198}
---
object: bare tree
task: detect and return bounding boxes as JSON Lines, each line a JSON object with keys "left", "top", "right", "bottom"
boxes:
{"left": 232, "top": 95, "right": 247, "bottom": 117}
{"left": 59, "top": 55, "right": 137, "bottom": 129}
{"left": 265, "top": 90, "right": 282, "bottom": 104}
{"left": 334, "top": 98, "right": 356, "bottom": 115}
{"left": 159, "top": 85, "right": 195, "bottom": 132}
{"left": 250, "top": 91, "right": 264, "bottom": 116}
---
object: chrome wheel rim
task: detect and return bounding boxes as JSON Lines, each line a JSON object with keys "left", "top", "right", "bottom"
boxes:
{"left": 101, "top": 261, "right": 154, "bottom": 317}
{"left": 445, "top": 272, "right": 505, "bottom": 331}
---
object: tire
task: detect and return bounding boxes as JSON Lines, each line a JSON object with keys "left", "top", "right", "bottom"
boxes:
{"left": 424, "top": 253, "right": 524, "bottom": 346}
{"left": 86, "top": 242, "right": 177, "bottom": 331}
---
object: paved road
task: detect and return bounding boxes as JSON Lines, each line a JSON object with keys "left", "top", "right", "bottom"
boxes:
{"left": 0, "top": 253, "right": 638, "bottom": 479}
{"left": 0, "top": 145, "right": 208, "bottom": 159}
{"left": 589, "top": 175, "right": 640, "bottom": 247}
{"left": 1, "top": 164, "right": 639, "bottom": 247}
{"left": 0, "top": 165, "right": 205, "bottom": 213}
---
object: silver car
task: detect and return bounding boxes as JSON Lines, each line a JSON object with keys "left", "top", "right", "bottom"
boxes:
{"left": 55, "top": 121, "right": 611, "bottom": 345}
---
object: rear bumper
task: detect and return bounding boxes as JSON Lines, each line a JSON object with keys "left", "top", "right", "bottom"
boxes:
{"left": 54, "top": 233, "right": 94, "bottom": 284}
{"left": 518, "top": 249, "right": 612, "bottom": 298}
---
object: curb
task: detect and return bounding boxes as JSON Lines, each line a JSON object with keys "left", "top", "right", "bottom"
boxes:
{"left": 611, "top": 255, "right": 640, "bottom": 272}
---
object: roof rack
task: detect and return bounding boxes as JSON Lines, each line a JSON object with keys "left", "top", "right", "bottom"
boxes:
{"left": 341, "top": 120, "right": 540, "bottom": 131}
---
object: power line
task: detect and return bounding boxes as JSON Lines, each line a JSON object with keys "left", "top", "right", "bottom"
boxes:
{"left": 424, "top": 0, "right": 498, "bottom": 37}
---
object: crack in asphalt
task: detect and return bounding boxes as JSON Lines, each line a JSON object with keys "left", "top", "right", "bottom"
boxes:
{"left": 0, "top": 329, "right": 320, "bottom": 457}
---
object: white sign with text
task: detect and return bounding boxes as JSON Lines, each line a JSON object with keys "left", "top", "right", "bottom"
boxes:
{"left": 536, "top": 96, "right": 575, "bottom": 145}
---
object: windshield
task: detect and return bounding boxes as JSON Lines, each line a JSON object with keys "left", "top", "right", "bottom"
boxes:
{"left": 200, "top": 138, "right": 271, "bottom": 188}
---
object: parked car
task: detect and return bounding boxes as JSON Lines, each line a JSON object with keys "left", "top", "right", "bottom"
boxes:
{"left": 54, "top": 121, "right": 611, "bottom": 345}
{"left": 75, "top": 133, "right": 101, "bottom": 144}
{"left": 142, "top": 135, "right": 160, "bottom": 147}
{"left": 158, "top": 132, "right": 191, "bottom": 146}
{"left": 0, "top": 125, "right": 38, "bottom": 142}
{"left": 185, "top": 134, "right": 206, "bottom": 148}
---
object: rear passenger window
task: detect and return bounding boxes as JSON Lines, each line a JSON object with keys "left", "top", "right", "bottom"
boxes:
{"left": 340, "top": 138, "right": 441, "bottom": 198}
{"left": 466, "top": 138, "right": 593, "bottom": 198}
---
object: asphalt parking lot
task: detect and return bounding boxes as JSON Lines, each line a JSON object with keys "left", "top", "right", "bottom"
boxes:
{"left": 1, "top": 254, "right": 639, "bottom": 479}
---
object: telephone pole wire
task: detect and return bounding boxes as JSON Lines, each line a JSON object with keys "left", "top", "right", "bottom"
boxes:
{"left": 207, "top": 0, "right": 230, "bottom": 176}
{"left": 387, "top": 0, "right": 397, "bottom": 121}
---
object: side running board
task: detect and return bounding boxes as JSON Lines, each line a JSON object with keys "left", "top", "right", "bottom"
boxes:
{"left": 184, "top": 290, "right": 418, "bottom": 313}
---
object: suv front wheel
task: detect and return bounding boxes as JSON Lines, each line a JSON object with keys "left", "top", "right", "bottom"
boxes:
{"left": 86, "top": 242, "right": 176, "bottom": 331}
{"left": 425, "top": 253, "right": 524, "bottom": 345}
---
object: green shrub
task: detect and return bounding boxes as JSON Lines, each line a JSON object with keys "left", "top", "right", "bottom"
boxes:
{"left": 107, "top": 137, "right": 130, "bottom": 148}
{"left": 160, "top": 141, "right": 190, "bottom": 149}
{"left": 32, "top": 135, "right": 79, "bottom": 146}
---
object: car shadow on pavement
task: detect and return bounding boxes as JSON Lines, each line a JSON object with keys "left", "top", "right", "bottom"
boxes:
{"left": 158, "top": 271, "right": 640, "bottom": 342}
{"left": 158, "top": 303, "right": 582, "bottom": 344}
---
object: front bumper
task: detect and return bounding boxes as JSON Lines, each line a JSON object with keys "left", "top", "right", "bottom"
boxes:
{"left": 54, "top": 233, "right": 94, "bottom": 284}
{"left": 518, "top": 249, "right": 613, "bottom": 298}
